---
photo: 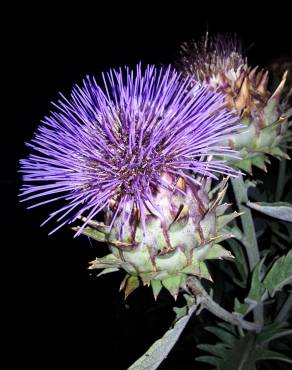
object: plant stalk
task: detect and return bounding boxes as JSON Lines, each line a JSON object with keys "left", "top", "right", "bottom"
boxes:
{"left": 187, "top": 277, "right": 261, "bottom": 332}
{"left": 231, "top": 175, "right": 263, "bottom": 329}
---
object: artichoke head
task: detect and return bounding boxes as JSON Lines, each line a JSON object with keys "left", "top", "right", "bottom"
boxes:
{"left": 224, "top": 68, "right": 291, "bottom": 173}
{"left": 75, "top": 175, "right": 239, "bottom": 299}
{"left": 179, "top": 34, "right": 292, "bottom": 174}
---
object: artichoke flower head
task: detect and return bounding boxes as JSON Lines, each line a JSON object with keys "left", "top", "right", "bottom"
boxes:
{"left": 20, "top": 65, "right": 243, "bottom": 299}
{"left": 86, "top": 175, "right": 239, "bottom": 299}
{"left": 179, "top": 33, "right": 292, "bottom": 174}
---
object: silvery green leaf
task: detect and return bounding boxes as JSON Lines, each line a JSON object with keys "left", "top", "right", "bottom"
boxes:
{"left": 247, "top": 201, "right": 292, "bottom": 222}
{"left": 197, "top": 331, "right": 257, "bottom": 370}
{"left": 196, "top": 324, "right": 292, "bottom": 370}
{"left": 263, "top": 250, "right": 292, "bottom": 296}
{"left": 216, "top": 322, "right": 237, "bottom": 335}
{"left": 226, "top": 239, "right": 248, "bottom": 287}
{"left": 197, "top": 343, "right": 228, "bottom": 357}
{"left": 196, "top": 355, "right": 220, "bottom": 367}
{"left": 127, "top": 304, "right": 197, "bottom": 370}
{"left": 204, "top": 326, "right": 235, "bottom": 346}
{"left": 246, "top": 259, "right": 266, "bottom": 304}
{"left": 257, "top": 322, "right": 292, "bottom": 344}
{"left": 234, "top": 258, "right": 266, "bottom": 316}
{"left": 255, "top": 350, "right": 292, "bottom": 364}
{"left": 172, "top": 294, "right": 195, "bottom": 320}
{"left": 234, "top": 298, "right": 249, "bottom": 316}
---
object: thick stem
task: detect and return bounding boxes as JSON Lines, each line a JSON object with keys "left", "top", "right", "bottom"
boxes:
{"left": 231, "top": 175, "right": 263, "bottom": 329}
{"left": 187, "top": 277, "right": 260, "bottom": 332}
{"left": 231, "top": 176, "right": 260, "bottom": 269}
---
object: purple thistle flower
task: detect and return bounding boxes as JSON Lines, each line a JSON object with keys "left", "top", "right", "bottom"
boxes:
{"left": 179, "top": 33, "right": 247, "bottom": 87}
{"left": 19, "top": 64, "right": 242, "bottom": 235}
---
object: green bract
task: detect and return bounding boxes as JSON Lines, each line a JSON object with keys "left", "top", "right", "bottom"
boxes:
{"left": 75, "top": 176, "right": 239, "bottom": 299}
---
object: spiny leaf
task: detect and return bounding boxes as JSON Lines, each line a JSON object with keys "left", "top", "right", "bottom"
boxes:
{"left": 204, "top": 326, "right": 236, "bottom": 346}
{"left": 173, "top": 305, "right": 188, "bottom": 320}
{"left": 127, "top": 304, "right": 197, "bottom": 370}
{"left": 196, "top": 314, "right": 292, "bottom": 370}
{"left": 247, "top": 201, "right": 292, "bottom": 222}
{"left": 247, "top": 258, "right": 266, "bottom": 304}
{"left": 196, "top": 331, "right": 257, "bottom": 370}
{"left": 196, "top": 355, "right": 220, "bottom": 367}
{"left": 226, "top": 239, "right": 248, "bottom": 287}
{"left": 263, "top": 250, "right": 292, "bottom": 296}
{"left": 234, "top": 258, "right": 266, "bottom": 316}
{"left": 216, "top": 322, "right": 238, "bottom": 336}
{"left": 172, "top": 295, "right": 196, "bottom": 321}
{"left": 255, "top": 349, "right": 292, "bottom": 363}
{"left": 234, "top": 298, "right": 249, "bottom": 316}
{"left": 197, "top": 343, "right": 229, "bottom": 358}
{"left": 257, "top": 322, "right": 292, "bottom": 344}
{"left": 197, "top": 325, "right": 292, "bottom": 370}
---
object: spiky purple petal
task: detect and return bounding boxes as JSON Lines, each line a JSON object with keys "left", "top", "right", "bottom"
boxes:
{"left": 20, "top": 64, "right": 242, "bottom": 234}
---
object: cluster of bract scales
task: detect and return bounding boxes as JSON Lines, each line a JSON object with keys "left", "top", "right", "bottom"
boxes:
{"left": 78, "top": 176, "right": 239, "bottom": 299}
{"left": 179, "top": 33, "right": 292, "bottom": 174}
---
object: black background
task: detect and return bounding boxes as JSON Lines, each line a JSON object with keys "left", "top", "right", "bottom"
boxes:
{"left": 4, "top": 4, "right": 292, "bottom": 369}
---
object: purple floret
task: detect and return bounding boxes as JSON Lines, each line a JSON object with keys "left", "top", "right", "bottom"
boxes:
{"left": 19, "top": 64, "right": 242, "bottom": 234}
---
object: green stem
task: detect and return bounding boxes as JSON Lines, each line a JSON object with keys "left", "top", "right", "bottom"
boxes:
{"left": 275, "top": 292, "right": 292, "bottom": 322}
{"left": 275, "top": 159, "right": 286, "bottom": 201}
{"left": 231, "top": 176, "right": 260, "bottom": 269}
{"left": 231, "top": 175, "right": 263, "bottom": 329}
{"left": 187, "top": 277, "right": 260, "bottom": 332}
